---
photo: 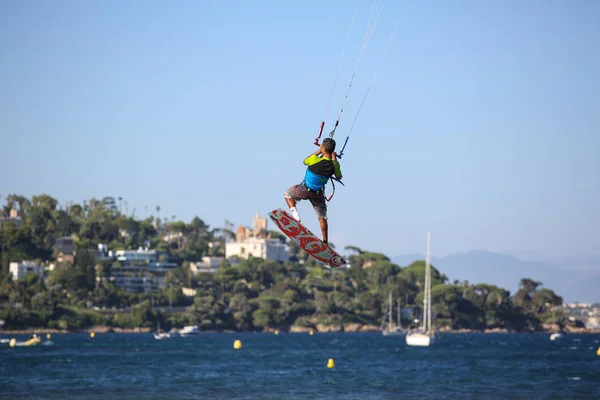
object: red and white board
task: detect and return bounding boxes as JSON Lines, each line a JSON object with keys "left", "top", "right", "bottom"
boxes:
{"left": 268, "top": 208, "right": 347, "bottom": 268}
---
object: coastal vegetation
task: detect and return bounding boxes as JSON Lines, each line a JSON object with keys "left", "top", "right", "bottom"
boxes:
{"left": 0, "top": 194, "right": 573, "bottom": 333}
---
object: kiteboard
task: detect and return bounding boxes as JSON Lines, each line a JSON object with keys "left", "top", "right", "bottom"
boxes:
{"left": 268, "top": 208, "right": 348, "bottom": 269}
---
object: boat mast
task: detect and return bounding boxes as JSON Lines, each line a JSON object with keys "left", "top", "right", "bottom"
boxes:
{"left": 397, "top": 298, "right": 401, "bottom": 329}
{"left": 422, "top": 251, "right": 428, "bottom": 331}
{"left": 388, "top": 292, "right": 393, "bottom": 331}
{"left": 425, "top": 231, "right": 432, "bottom": 334}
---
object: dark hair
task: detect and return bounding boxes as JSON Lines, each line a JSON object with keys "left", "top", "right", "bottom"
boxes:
{"left": 321, "top": 138, "right": 336, "bottom": 153}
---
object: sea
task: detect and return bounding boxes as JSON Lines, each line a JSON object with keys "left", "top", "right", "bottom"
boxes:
{"left": 1, "top": 332, "right": 599, "bottom": 399}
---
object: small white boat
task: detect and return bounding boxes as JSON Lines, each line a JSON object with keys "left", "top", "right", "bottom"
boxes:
{"left": 548, "top": 307, "right": 562, "bottom": 341}
{"left": 405, "top": 329, "right": 436, "bottom": 346}
{"left": 179, "top": 325, "right": 200, "bottom": 336}
{"left": 0, "top": 320, "right": 8, "bottom": 343}
{"left": 383, "top": 327, "right": 405, "bottom": 336}
{"left": 153, "top": 321, "right": 173, "bottom": 340}
{"left": 406, "top": 232, "right": 436, "bottom": 347}
{"left": 153, "top": 332, "right": 171, "bottom": 340}
{"left": 382, "top": 293, "right": 405, "bottom": 336}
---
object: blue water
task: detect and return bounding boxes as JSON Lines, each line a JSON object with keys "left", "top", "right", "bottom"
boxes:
{"left": 1, "top": 332, "right": 599, "bottom": 399}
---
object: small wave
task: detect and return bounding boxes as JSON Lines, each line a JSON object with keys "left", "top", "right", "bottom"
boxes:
{"left": 568, "top": 377, "right": 581, "bottom": 381}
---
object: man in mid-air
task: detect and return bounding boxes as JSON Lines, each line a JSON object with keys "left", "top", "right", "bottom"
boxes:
{"left": 283, "top": 138, "right": 342, "bottom": 244}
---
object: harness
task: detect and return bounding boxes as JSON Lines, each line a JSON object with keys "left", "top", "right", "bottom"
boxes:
{"left": 300, "top": 181, "right": 323, "bottom": 195}
{"left": 301, "top": 177, "right": 345, "bottom": 201}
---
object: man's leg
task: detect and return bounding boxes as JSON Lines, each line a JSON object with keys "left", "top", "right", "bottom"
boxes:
{"left": 284, "top": 185, "right": 303, "bottom": 221}
{"left": 284, "top": 197, "right": 295, "bottom": 209}
{"left": 318, "top": 217, "right": 328, "bottom": 244}
{"left": 310, "top": 195, "right": 328, "bottom": 243}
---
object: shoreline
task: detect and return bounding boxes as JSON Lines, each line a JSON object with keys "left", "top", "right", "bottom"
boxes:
{"left": 3, "top": 326, "right": 600, "bottom": 335}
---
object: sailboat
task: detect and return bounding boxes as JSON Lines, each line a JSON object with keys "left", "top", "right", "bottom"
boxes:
{"left": 0, "top": 320, "right": 9, "bottom": 344}
{"left": 549, "top": 306, "right": 562, "bottom": 341}
{"left": 382, "top": 293, "right": 405, "bottom": 336}
{"left": 406, "top": 232, "right": 436, "bottom": 347}
{"left": 153, "top": 321, "right": 171, "bottom": 340}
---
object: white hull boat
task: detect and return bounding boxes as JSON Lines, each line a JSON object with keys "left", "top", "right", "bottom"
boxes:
{"left": 406, "top": 232, "right": 436, "bottom": 347}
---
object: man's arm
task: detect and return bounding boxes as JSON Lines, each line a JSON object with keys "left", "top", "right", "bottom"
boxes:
{"left": 303, "top": 148, "right": 322, "bottom": 166}
{"left": 332, "top": 152, "right": 342, "bottom": 179}
{"left": 333, "top": 160, "right": 342, "bottom": 180}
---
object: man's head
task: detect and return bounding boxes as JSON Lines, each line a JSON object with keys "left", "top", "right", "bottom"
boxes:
{"left": 321, "top": 138, "right": 336, "bottom": 155}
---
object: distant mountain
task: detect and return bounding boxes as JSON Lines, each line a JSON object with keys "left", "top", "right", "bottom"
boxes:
{"left": 543, "top": 255, "right": 600, "bottom": 272}
{"left": 504, "top": 251, "right": 600, "bottom": 272}
{"left": 390, "top": 250, "right": 600, "bottom": 304}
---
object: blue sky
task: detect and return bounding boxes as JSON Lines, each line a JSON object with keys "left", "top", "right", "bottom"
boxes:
{"left": 1, "top": 0, "right": 599, "bottom": 259}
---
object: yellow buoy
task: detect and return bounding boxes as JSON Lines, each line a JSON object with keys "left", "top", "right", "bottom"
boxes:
{"left": 597, "top": 347, "right": 600, "bottom": 356}
{"left": 24, "top": 337, "right": 41, "bottom": 346}
{"left": 9, "top": 338, "right": 16, "bottom": 348}
{"left": 327, "top": 358, "right": 335, "bottom": 369}
{"left": 46, "top": 333, "right": 51, "bottom": 339}
{"left": 274, "top": 330, "right": 279, "bottom": 335}
{"left": 309, "top": 330, "right": 314, "bottom": 335}
{"left": 90, "top": 332, "right": 95, "bottom": 338}
{"left": 234, "top": 339, "right": 242, "bottom": 349}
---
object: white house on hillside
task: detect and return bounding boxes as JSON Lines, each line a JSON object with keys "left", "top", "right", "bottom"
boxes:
{"left": 226, "top": 237, "right": 289, "bottom": 262}
{"left": 190, "top": 257, "right": 224, "bottom": 274}
{"left": 10, "top": 261, "right": 44, "bottom": 281}
{"left": 225, "top": 213, "right": 289, "bottom": 262}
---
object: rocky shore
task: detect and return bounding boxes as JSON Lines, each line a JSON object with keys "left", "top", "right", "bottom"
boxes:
{"left": 2, "top": 326, "right": 152, "bottom": 335}
{"left": 3, "top": 324, "right": 599, "bottom": 335}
